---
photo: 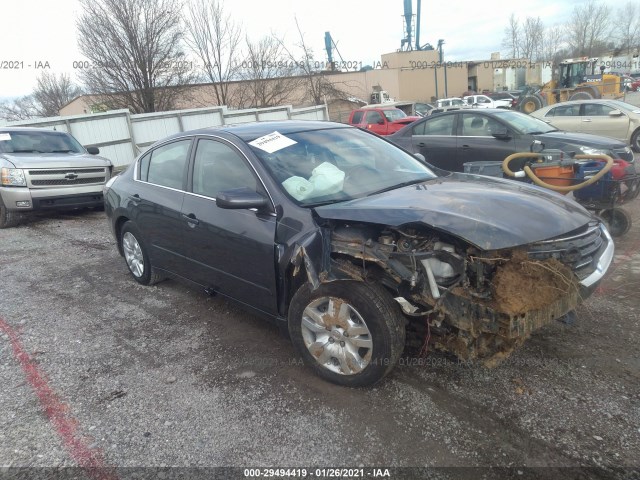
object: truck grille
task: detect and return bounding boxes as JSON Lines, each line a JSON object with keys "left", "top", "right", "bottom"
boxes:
{"left": 527, "top": 222, "right": 607, "bottom": 280}
{"left": 28, "top": 168, "right": 106, "bottom": 175}
{"left": 26, "top": 167, "right": 108, "bottom": 188}
{"left": 31, "top": 177, "right": 106, "bottom": 186}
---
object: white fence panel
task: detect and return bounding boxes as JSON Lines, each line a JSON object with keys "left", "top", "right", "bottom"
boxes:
{"left": 70, "top": 114, "right": 130, "bottom": 146}
{"left": 181, "top": 111, "right": 225, "bottom": 130}
{"left": 257, "top": 108, "right": 290, "bottom": 121}
{"left": 5, "top": 104, "right": 327, "bottom": 167}
{"left": 290, "top": 106, "right": 329, "bottom": 120}
{"left": 131, "top": 115, "right": 182, "bottom": 147}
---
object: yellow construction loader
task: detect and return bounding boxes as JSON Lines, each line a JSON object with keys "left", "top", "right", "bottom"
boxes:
{"left": 518, "top": 57, "right": 625, "bottom": 114}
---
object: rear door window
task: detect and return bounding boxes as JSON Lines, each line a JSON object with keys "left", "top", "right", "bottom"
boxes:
{"left": 351, "top": 111, "right": 364, "bottom": 124}
{"left": 144, "top": 139, "right": 191, "bottom": 190}
{"left": 413, "top": 115, "right": 455, "bottom": 136}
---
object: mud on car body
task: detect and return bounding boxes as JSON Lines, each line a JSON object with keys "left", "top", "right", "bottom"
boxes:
{"left": 104, "top": 121, "right": 613, "bottom": 387}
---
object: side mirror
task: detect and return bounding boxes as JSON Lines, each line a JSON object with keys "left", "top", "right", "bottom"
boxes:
{"left": 216, "top": 187, "right": 268, "bottom": 210}
{"left": 377, "top": 119, "right": 385, "bottom": 125}
{"left": 609, "top": 109, "right": 623, "bottom": 117}
{"left": 492, "top": 128, "right": 511, "bottom": 140}
{"left": 86, "top": 146, "right": 100, "bottom": 155}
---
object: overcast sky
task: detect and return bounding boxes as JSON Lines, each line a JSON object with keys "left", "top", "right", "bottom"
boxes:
{"left": 0, "top": 0, "right": 628, "bottom": 99}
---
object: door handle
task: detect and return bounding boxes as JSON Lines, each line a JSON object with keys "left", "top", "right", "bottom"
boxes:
{"left": 417, "top": 142, "right": 427, "bottom": 147}
{"left": 182, "top": 213, "right": 200, "bottom": 226}
{"left": 128, "top": 194, "right": 141, "bottom": 204}
{"left": 462, "top": 145, "right": 472, "bottom": 150}
{"left": 581, "top": 119, "right": 592, "bottom": 122}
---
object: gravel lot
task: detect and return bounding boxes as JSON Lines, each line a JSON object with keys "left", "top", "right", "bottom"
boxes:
{"left": 1, "top": 176, "right": 640, "bottom": 479}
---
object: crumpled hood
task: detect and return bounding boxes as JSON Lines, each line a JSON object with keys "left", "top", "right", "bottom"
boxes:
{"left": 1, "top": 152, "right": 112, "bottom": 169}
{"left": 315, "top": 174, "right": 594, "bottom": 250}
{"left": 537, "top": 130, "right": 628, "bottom": 149}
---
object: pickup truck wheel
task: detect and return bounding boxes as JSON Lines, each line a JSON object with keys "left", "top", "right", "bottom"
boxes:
{"left": 288, "top": 281, "right": 405, "bottom": 387}
{"left": 0, "top": 197, "right": 20, "bottom": 229}
{"left": 120, "top": 222, "right": 164, "bottom": 285}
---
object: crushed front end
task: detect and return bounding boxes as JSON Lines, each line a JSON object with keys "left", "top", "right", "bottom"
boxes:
{"left": 323, "top": 220, "right": 613, "bottom": 364}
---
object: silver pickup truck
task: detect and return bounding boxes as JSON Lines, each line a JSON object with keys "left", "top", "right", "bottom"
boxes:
{"left": 0, "top": 127, "right": 113, "bottom": 228}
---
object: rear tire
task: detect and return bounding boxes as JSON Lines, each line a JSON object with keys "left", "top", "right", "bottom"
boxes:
{"left": 600, "top": 208, "right": 632, "bottom": 237}
{"left": 288, "top": 281, "right": 405, "bottom": 387}
{"left": 0, "top": 197, "right": 20, "bottom": 229}
{"left": 120, "top": 221, "right": 165, "bottom": 285}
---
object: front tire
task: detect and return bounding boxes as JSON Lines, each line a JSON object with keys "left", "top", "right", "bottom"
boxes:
{"left": 120, "top": 221, "right": 164, "bottom": 285}
{"left": 519, "top": 95, "right": 542, "bottom": 114}
{"left": 288, "top": 281, "right": 405, "bottom": 387}
{"left": 0, "top": 197, "right": 20, "bottom": 229}
{"left": 631, "top": 128, "right": 640, "bottom": 153}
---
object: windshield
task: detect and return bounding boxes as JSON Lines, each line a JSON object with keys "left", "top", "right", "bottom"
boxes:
{"left": 249, "top": 127, "right": 436, "bottom": 207}
{"left": 608, "top": 100, "right": 640, "bottom": 114}
{"left": 382, "top": 109, "right": 407, "bottom": 121}
{"left": 0, "top": 130, "right": 85, "bottom": 154}
{"left": 491, "top": 110, "right": 558, "bottom": 134}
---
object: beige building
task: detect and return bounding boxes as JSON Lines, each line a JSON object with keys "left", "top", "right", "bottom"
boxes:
{"left": 59, "top": 51, "right": 546, "bottom": 119}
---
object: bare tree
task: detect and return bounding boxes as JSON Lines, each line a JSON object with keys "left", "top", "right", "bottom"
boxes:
{"left": 184, "top": 0, "right": 243, "bottom": 106}
{"left": 616, "top": 2, "right": 640, "bottom": 54}
{"left": 76, "top": 0, "right": 194, "bottom": 114}
{"left": 33, "top": 72, "right": 83, "bottom": 117}
{"left": 502, "top": 14, "right": 521, "bottom": 58}
{"left": 276, "top": 19, "right": 350, "bottom": 106}
{"left": 541, "top": 24, "right": 567, "bottom": 68}
{"left": 566, "top": 1, "right": 611, "bottom": 57}
{"left": 234, "top": 36, "right": 303, "bottom": 108}
{"left": 0, "top": 72, "right": 82, "bottom": 121}
{"left": 0, "top": 96, "right": 38, "bottom": 122}
{"left": 520, "top": 17, "right": 544, "bottom": 61}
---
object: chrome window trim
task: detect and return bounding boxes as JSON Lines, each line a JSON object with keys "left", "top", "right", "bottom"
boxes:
{"left": 133, "top": 133, "right": 277, "bottom": 212}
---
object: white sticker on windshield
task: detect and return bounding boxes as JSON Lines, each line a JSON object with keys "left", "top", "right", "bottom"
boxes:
{"left": 0, "top": 133, "right": 11, "bottom": 141}
{"left": 249, "top": 131, "right": 297, "bottom": 153}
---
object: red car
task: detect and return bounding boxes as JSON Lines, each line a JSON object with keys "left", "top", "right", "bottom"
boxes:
{"left": 348, "top": 107, "right": 419, "bottom": 136}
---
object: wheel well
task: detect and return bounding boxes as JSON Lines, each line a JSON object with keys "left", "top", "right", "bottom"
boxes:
{"left": 114, "top": 216, "right": 130, "bottom": 255}
{"left": 284, "top": 254, "right": 397, "bottom": 318}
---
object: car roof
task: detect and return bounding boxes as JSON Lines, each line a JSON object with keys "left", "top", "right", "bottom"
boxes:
{"left": 165, "top": 120, "right": 352, "bottom": 142}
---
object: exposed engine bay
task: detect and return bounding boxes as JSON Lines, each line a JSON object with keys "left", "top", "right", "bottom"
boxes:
{"left": 325, "top": 222, "right": 583, "bottom": 364}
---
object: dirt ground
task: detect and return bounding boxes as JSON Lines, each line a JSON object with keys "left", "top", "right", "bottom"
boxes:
{"left": 1, "top": 191, "right": 639, "bottom": 479}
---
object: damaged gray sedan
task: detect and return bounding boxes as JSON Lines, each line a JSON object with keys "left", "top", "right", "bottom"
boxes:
{"left": 104, "top": 121, "right": 613, "bottom": 387}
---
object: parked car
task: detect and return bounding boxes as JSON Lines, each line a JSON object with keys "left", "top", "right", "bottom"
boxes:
{"left": 0, "top": 127, "right": 112, "bottom": 228}
{"left": 530, "top": 100, "right": 640, "bottom": 152}
{"left": 104, "top": 120, "right": 613, "bottom": 386}
{"left": 631, "top": 78, "right": 640, "bottom": 92}
{"left": 348, "top": 107, "right": 419, "bottom": 135}
{"left": 389, "top": 109, "right": 634, "bottom": 172}
{"left": 488, "top": 92, "right": 518, "bottom": 102}
{"left": 414, "top": 102, "right": 435, "bottom": 116}
{"left": 463, "top": 94, "right": 511, "bottom": 109}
